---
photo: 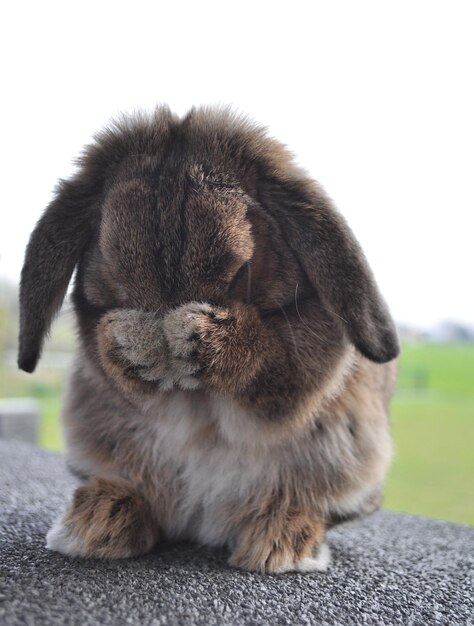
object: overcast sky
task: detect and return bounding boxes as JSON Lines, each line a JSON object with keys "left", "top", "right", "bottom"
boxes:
{"left": 1, "top": 0, "right": 473, "bottom": 327}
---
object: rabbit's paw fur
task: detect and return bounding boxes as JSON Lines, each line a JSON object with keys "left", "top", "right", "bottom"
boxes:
{"left": 163, "top": 301, "right": 267, "bottom": 393}
{"left": 161, "top": 302, "right": 213, "bottom": 390}
{"left": 46, "top": 477, "right": 157, "bottom": 559}
{"left": 229, "top": 512, "right": 328, "bottom": 574}
{"left": 97, "top": 309, "right": 172, "bottom": 392}
{"left": 98, "top": 302, "right": 268, "bottom": 393}
{"left": 272, "top": 543, "right": 332, "bottom": 574}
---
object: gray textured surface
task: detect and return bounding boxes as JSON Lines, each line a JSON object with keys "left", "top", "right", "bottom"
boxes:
{"left": 0, "top": 440, "right": 473, "bottom": 626}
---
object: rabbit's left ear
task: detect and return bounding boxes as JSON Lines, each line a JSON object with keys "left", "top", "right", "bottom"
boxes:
{"left": 18, "top": 177, "right": 98, "bottom": 373}
{"left": 257, "top": 175, "right": 399, "bottom": 363}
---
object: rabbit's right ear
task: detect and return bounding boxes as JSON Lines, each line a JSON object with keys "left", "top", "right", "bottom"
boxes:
{"left": 18, "top": 178, "right": 98, "bottom": 373}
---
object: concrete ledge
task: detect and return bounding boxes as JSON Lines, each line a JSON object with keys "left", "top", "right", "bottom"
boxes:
{"left": 0, "top": 399, "right": 39, "bottom": 444}
{"left": 0, "top": 440, "right": 472, "bottom": 626}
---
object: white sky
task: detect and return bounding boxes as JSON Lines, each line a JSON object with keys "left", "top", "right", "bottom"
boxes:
{"left": 1, "top": 0, "right": 473, "bottom": 327}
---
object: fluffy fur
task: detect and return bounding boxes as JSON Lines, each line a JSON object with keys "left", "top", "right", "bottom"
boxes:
{"left": 19, "top": 107, "right": 399, "bottom": 573}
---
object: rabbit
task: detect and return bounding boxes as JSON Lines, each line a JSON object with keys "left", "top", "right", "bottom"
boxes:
{"left": 18, "top": 106, "right": 399, "bottom": 574}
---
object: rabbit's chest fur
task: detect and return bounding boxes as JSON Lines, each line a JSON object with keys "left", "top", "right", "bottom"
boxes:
{"left": 136, "top": 389, "right": 388, "bottom": 545}
{"left": 139, "top": 391, "right": 278, "bottom": 545}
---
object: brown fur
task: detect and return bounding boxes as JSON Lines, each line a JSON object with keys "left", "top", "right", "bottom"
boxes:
{"left": 229, "top": 500, "right": 325, "bottom": 574}
{"left": 62, "top": 477, "right": 157, "bottom": 559}
{"left": 19, "top": 107, "right": 399, "bottom": 572}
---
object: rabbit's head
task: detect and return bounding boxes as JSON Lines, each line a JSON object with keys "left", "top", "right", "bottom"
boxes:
{"left": 18, "top": 107, "right": 399, "bottom": 373}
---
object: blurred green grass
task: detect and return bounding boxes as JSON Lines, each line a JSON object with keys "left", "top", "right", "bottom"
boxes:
{"left": 38, "top": 395, "right": 63, "bottom": 450}
{"left": 1, "top": 342, "right": 473, "bottom": 525}
{"left": 385, "top": 343, "right": 474, "bottom": 525}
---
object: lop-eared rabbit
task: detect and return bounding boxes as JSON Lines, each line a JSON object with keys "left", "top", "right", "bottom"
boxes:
{"left": 19, "top": 107, "right": 399, "bottom": 573}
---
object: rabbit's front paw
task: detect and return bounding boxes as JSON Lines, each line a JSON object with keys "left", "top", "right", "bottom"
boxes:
{"left": 46, "top": 477, "right": 158, "bottom": 559}
{"left": 97, "top": 309, "right": 169, "bottom": 391}
{"left": 162, "top": 302, "right": 214, "bottom": 390}
{"left": 229, "top": 513, "right": 328, "bottom": 574}
{"left": 163, "top": 301, "right": 267, "bottom": 392}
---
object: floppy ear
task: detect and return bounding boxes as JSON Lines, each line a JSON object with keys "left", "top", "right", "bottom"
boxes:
{"left": 257, "top": 175, "right": 399, "bottom": 363}
{"left": 18, "top": 178, "right": 97, "bottom": 372}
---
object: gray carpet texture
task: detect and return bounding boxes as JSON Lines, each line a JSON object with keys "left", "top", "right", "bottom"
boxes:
{"left": 0, "top": 440, "right": 472, "bottom": 626}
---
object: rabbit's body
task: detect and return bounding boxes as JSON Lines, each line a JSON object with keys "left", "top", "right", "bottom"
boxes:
{"left": 20, "top": 107, "right": 399, "bottom": 573}
{"left": 56, "top": 333, "right": 394, "bottom": 571}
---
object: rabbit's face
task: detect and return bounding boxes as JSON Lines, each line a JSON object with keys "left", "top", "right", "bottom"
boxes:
{"left": 18, "top": 108, "right": 399, "bottom": 374}
{"left": 80, "top": 161, "right": 309, "bottom": 316}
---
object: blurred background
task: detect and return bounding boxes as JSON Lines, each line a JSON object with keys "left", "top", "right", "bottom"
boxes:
{"left": 1, "top": 1, "right": 473, "bottom": 525}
